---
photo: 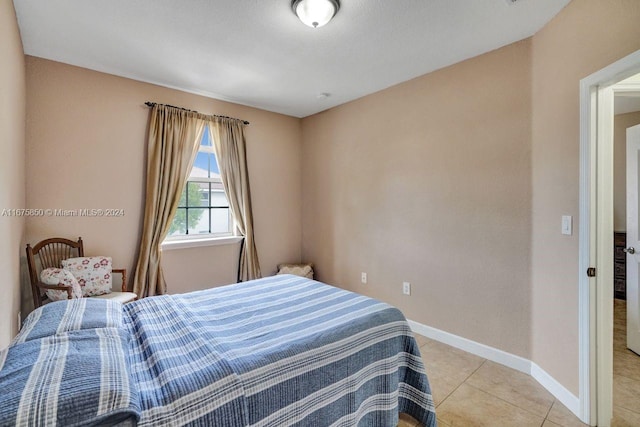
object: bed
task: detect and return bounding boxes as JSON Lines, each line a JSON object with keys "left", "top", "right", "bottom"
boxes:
{"left": 0, "top": 274, "right": 436, "bottom": 426}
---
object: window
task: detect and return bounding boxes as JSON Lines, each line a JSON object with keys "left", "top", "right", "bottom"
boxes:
{"left": 167, "top": 127, "right": 232, "bottom": 238}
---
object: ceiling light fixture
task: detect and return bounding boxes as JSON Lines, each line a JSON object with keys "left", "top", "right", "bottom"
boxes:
{"left": 292, "top": 0, "right": 340, "bottom": 28}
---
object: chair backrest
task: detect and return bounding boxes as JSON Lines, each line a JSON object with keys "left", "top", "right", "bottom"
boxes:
{"left": 26, "top": 237, "right": 84, "bottom": 309}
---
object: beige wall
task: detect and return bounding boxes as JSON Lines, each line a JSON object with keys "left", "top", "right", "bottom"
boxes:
{"left": 530, "top": 0, "right": 640, "bottom": 394}
{"left": 0, "top": 1, "right": 26, "bottom": 347}
{"left": 302, "top": 0, "right": 640, "bottom": 397}
{"left": 18, "top": 0, "right": 640, "bottom": 400}
{"left": 25, "top": 57, "right": 302, "bottom": 304}
{"left": 302, "top": 39, "right": 533, "bottom": 358}
{"left": 162, "top": 243, "right": 242, "bottom": 294}
{"left": 613, "top": 112, "right": 640, "bottom": 232}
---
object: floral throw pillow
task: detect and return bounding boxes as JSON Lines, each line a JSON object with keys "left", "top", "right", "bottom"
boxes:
{"left": 40, "top": 268, "right": 83, "bottom": 302}
{"left": 61, "top": 256, "right": 113, "bottom": 297}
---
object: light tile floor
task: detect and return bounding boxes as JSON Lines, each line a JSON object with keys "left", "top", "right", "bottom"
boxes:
{"left": 399, "top": 299, "right": 640, "bottom": 427}
{"left": 612, "top": 299, "right": 640, "bottom": 427}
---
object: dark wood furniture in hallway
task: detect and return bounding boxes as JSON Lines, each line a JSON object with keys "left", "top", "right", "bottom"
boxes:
{"left": 614, "top": 232, "right": 627, "bottom": 300}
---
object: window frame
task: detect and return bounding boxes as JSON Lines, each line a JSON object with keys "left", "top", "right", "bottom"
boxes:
{"left": 164, "top": 134, "right": 234, "bottom": 242}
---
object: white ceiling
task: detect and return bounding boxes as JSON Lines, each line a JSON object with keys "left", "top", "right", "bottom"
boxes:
{"left": 615, "top": 73, "right": 640, "bottom": 115}
{"left": 615, "top": 95, "right": 640, "bottom": 115}
{"left": 14, "top": 0, "right": 571, "bottom": 118}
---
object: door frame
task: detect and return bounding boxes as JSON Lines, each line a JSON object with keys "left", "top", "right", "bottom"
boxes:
{"left": 579, "top": 49, "right": 640, "bottom": 426}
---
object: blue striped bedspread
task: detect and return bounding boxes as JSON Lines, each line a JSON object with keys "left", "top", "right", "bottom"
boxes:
{"left": 0, "top": 298, "right": 139, "bottom": 426}
{"left": 0, "top": 274, "right": 436, "bottom": 426}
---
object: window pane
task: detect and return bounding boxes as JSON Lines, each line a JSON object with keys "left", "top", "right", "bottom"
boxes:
{"left": 178, "top": 181, "right": 202, "bottom": 207}
{"left": 177, "top": 185, "right": 187, "bottom": 208}
{"left": 210, "top": 190, "right": 228, "bottom": 207}
{"left": 187, "top": 208, "right": 209, "bottom": 235}
{"left": 209, "top": 153, "right": 220, "bottom": 175}
{"left": 211, "top": 179, "right": 224, "bottom": 192}
{"left": 211, "top": 208, "right": 231, "bottom": 234}
{"left": 191, "top": 152, "right": 209, "bottom": 179}
{"left": 201, "top": 126, "right": 212, "bottom": 146}
{"left": 186, "top": 181, "right": 209, "bottom": 207}
{"left": 168, "top": 208, "right": 187, "bottom": 235}
{"left": 165, "top": 126, "right": 233, "bottom": 238}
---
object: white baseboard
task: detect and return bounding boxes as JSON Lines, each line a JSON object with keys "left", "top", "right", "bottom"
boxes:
{"left": 530, "top": 362, "right": 581, "bottom": 417}
{"left": 407, "top": 319, "right": 581, "bottom": 420}
{"left": 407, "top": 319, "right": 531, "bottom": 373}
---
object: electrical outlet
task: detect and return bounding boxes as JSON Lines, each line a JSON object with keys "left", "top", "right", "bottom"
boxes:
{"left": 403, "top": 282, "right": 411, "bottom": 295}
{"left": 361, "top": 272, "right": 367, "bottom": 284}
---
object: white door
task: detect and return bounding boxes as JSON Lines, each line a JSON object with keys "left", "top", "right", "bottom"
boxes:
{"left": 626, "top": 124, "right": 640, "bottom": 355}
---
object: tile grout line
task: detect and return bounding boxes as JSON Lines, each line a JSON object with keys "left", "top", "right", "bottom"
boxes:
{"left": 462, "top": 381, "right": 547, "bottom": 423}
{"left": 538, "top": 416, "right": 546, "bottom": 427}
{"left": 463, "top": 358, "right": 487, "bottom": 382}
{"left": 419, "top": 337, "right": 590, "bottom": 426}
{"left": 543, "top": 399, "right": 555, "bottom": 418}
{"left": 422, "top": 338, "right": 584, "bottom": 426}
{"left": 436, "top": 359, "right": 488, "bottom": 410}
{"left": 419, "top": 338, "right": 565, "bottom": 425}
{"left": 541, "top": 398, "right": 556, "bottom": 427}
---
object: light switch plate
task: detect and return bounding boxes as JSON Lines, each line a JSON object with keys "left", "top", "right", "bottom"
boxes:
{"left": 562, "top": 215, "right": 572, "bottom": 235}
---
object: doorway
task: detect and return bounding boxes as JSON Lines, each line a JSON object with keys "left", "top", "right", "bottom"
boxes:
{"left": 579, "top": 51, "right": 640, "bottom": 427}
{"left": 611, "top": 81, "right": 640, "bottom": 425}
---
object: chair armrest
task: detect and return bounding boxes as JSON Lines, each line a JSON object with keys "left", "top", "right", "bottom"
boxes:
{"left": 35, "top": 282, "right": 73, "bottom": 299}
{"left": 113, "top": 268, "right": 127, "bottom": 292}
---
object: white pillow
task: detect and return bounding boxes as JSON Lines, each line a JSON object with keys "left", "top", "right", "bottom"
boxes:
{"left": 62, "top": 256, "right": 113, "bottom": 297}
{"left": 40, "top": 268, "right": 83, "bottom": 301}
{"left": 277, "top": 263, "right": 314, "bottom": 279}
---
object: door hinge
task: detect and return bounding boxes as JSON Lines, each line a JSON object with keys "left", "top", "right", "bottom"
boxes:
{"left": 587, "top": 267, "right": 596, "bottom": 277}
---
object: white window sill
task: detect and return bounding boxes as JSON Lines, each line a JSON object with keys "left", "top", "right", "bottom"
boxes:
{"left": 161, "top": 236, "right": 243, "bottom": 251}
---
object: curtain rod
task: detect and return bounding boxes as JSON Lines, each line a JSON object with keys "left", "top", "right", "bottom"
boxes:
{"left": 144, "top": 102, "right": 250, "bottom": 125}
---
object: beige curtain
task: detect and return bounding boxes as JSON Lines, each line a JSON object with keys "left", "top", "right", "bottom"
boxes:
{"left": 210, "top": 118, "right": 262, "bottom": 281}
{"left": 134, "top": 105, "right": 205, "bottom": 297}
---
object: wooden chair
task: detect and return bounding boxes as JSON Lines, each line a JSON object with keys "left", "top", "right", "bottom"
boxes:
{"left": 26, "top": 237, "right": 137, "bottom": 308}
